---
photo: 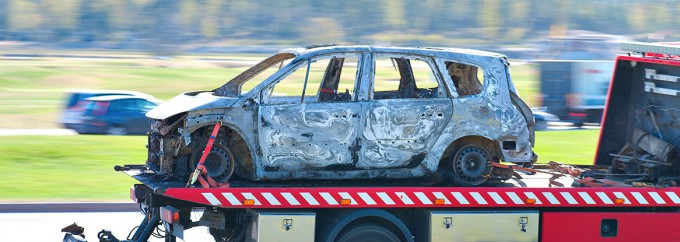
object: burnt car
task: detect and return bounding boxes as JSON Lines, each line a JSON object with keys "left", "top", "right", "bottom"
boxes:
{"left": 146, "top": 45, "right": 536, "bottom": 186}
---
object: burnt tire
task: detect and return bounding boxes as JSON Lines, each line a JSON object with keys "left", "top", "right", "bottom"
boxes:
{"left": 190, "top": 142, "right": 235, "bottom": 183}
{"left": 450, "top": 144, "right": 493, "bottom": 186}
{"left": 335, "top": 222, "right": 401, "bottom": 242}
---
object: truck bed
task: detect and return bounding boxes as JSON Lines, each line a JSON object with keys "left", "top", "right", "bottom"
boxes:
{"left": 122, "top": 165, "right": 680, "bottom": 209}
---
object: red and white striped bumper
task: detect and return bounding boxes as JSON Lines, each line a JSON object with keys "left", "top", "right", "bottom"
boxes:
{"left": 162, "top": 187, "right": 680, "bottom": 208}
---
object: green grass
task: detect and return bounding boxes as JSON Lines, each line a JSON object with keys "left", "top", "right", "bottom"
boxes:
{"left": 0, "top": 129, "right": 600, "bottom": 201}
{"left": 0, "top": 55, "right": 261, "bottom": 128}
{"left": 534, "top": 129, "right": 600, "bottom": 165}
{"left": 0, "top": 135, "right": 145, "bottom": 202}
{"left": 0, "top": 55, "right": 540, "bottom": 128}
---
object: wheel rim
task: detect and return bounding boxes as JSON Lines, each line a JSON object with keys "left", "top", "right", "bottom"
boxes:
{"left": 190, "top": 144, "right": 234, "bottom": 182}
{"left": 204, "top": 148, "right": 230, "bottom": 177}
{"left": 453, "top": 145, "right": 491, "bottom": 185}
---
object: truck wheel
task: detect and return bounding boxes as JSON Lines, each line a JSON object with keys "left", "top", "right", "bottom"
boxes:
{"left": 451, "top": 144, "right": 493, "bottom": 186}
{"left": 190, "top": 142, "right": 235, "bottom": 183}
{"left": 335, "top": 222, "right": 401, "bottom": 242}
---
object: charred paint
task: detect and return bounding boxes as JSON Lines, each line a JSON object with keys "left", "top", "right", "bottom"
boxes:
{"left": 145, "top": 45, "right": 535, "bottom": 181}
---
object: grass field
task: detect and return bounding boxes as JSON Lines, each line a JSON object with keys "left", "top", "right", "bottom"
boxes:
{"left": 0, "top": 55, "right": 260, "bottom": 128}
{"left": 0, "top": 54, "right": 540, "bottom": 129}
{"left": 0, "top": 129, "right": 600, "bottom": 202}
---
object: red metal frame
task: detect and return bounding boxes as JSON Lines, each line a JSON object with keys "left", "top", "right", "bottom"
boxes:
{"left": 594, "top": 54, "right": 680, "bottom": 165}
{"left": 542, "top": 212, "right": 680, "bottom": 242}
{"left": 161, "top": 186, "right": 680, "bottom": 209}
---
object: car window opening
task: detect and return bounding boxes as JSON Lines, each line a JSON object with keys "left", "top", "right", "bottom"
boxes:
{"left": 269, "top": 55, "right": 359, "bottom": 104}
{"left": 445, "top": 61, "right": 484, "bottom": 96}
{"left": 374, "top": 57, "right": 439, "bottom": 100}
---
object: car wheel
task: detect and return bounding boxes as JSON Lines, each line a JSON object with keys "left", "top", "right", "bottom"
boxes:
{"left": 106, "top": 125, "right": 128, "bottom": 135}
{"left": 190, "top": 142, "right": 235, "bottom": 183}
{"left": 451, "top": 144, "right": 493, "bottom": 186}
{"left": 335, "top": 222, "right": 401, "bottom": 242}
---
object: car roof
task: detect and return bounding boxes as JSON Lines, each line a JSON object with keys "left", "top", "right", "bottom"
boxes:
{"left": 84, "top": 95, "right": 156, "bottom": 102}
{"left": 67, "top": 89, "right": 148, "bottom": 95}
{"left": 279, "top": 45, "right": 506, "bottom": 60}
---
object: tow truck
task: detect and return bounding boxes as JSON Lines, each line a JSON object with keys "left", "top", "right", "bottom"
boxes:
{"left": 63, "top": 42, "right": 680, "bottom": 242}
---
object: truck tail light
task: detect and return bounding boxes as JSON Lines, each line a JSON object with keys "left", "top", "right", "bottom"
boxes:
{"left": 434, "top": 199, "right": 446, "bottom": 205}
{"left": 243, "top": 199, "right": 255, "bottom": 206}
{"left": 568, "top": 112, "right": 587, "bottom": 117}
{"left": 129, "top": 186, "right": 137, "bottom": 203}
{"left": 614, "top": 198, "right": 625, "bottom": 204}
{"left": 340, "top": 199, "right": 352, "bottom": 205}
{"left": 525, "top": 198, "right": 537, "bottom": 204}
{"left": 161, "top": 206, "right": 180, "bottom": 224}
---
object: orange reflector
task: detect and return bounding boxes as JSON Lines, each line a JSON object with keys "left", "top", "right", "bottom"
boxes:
{"left": 243, "top": 199, "right": 255, "bottom": 206}
{"left": 615, "top": 198, "right": 625, "bottom": 204}
{"left": 340, "top": 199, "right": 352, "bottom": 205}
{"left": 525, "top": 198, "right": 536, "bottom": 204}
{"left": 434, "top": 199, "right": 446, "bottom": 205}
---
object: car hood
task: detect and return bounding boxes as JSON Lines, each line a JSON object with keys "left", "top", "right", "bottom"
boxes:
{"left": 146, "top": 92, "right": 239, "bottom": 120}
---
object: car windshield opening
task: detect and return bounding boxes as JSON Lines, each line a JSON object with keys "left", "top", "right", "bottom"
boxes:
{"left": 214, "top": 53, "right": 296, "bottom": 97}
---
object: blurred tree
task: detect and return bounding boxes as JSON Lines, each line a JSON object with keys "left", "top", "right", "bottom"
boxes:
{"left": 384, "top": 0, "right": 406, "bottom": 28}
{"left": 8, "top": 0, "right": 42, "bottom": 34}
{"left": 0, "top": 0, "right": 677, "bottom": 51}
{"left": 627, "top": 3, "right": 648, "bottom": 32}
{"left": 477, "top": 0, "right": 500, "bottom": 39}
{"left": 0, "top": 0, "right": 8, "bottom": 39}
{"left": 651, "top": 3, "right": 671, "bottom": 30}
{"left": 150, "top": 0, "right": 181, "bottom": 55}
{"left": 299, "top": 18, "right": 345, "bottom": 45}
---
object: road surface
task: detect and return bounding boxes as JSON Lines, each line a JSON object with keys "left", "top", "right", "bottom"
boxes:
{"left": 0, "top": 211, "right": 213, "bottom": 242}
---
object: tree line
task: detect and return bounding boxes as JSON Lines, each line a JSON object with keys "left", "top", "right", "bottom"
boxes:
{"left": 0, "top": 0, "right": 677, "bottom": 51}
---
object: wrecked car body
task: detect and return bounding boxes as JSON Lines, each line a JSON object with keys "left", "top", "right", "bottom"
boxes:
{"left": 146, "top": 45, "right": 536, "bottom": 186}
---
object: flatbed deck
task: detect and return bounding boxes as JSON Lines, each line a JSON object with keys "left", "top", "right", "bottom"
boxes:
{"left": 121, "top": 165, "right": 680, "bottom": 209}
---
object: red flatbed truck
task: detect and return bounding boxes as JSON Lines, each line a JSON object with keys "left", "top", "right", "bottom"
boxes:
{"left": 65, "top": 42, "right": 680, "bottom": 242}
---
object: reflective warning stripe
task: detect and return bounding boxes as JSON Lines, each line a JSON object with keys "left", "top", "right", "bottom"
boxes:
{"left": 202, "top": 193, "right": 222, "bottom": 206}
{"left": 262, "top": 192, "right": 281, "bottom": 205}
{"left": 377, "top": 192, "right": 396, "bottom": 205}
{"left": 396, "top": 192, "right": 414, "bottom": 205}
{"left": 281, "top": 192, "right": 300, "bottom": 205}
{"left": 164, "top": 188, "right": 680, "bottom": 208}
{"left": 631, "top": 192, "right": 649, "bottom": 204}
{"left": 301, "top": 192, "right": 319, "bottom": 206}
{"left": 358, "top": 192, "right": 377, "bottom": 205}
{"left": 488, "top": 192, "right": 506, "bottom": 204}
{"left": 666, "top": 192, "right": 680, "bottom": 204}
{"left": 222, "top": 192, "right": 241, "bottom": 205}
{"left": 578, "top": 192, "right": 596, "bottom": 205}
{"left": 451, "top": 192, "right": 470, "bottom": 204}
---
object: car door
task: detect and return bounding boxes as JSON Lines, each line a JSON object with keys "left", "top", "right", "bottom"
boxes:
{"left": 258, "top": 54, "right": 364, "bottom": 171}
{"left": 359, "top": 55, "right": 453, "bottom": 169}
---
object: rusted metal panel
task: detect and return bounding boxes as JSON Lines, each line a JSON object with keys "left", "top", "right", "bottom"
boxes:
{"left": 258, "top": 103, "right": 360, "bottom": 170}
{"left": 360, "top": 99, "right": 452, "bottom": 168}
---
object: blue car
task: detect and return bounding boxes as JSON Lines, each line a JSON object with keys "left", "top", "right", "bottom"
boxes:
{"left": 69, "top": 95, "right": 158, "bottom": 135}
